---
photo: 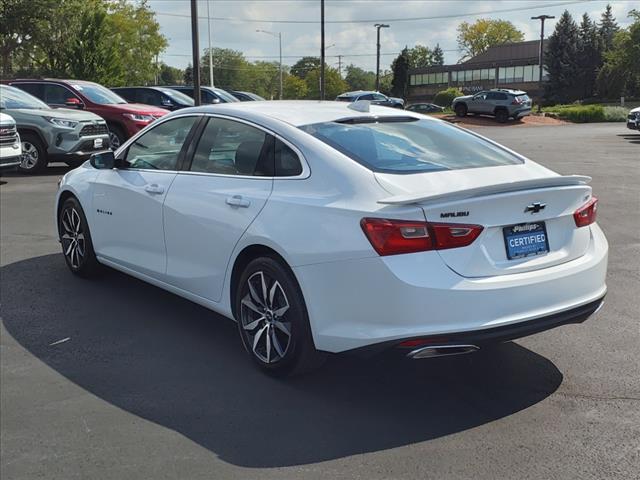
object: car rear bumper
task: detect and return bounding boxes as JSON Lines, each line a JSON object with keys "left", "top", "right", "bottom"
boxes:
{"left": 513, "top": 107, "right": 531, "bottom": 118}
{"left": 294, "top": 223, "right": 608, "bottom": 353}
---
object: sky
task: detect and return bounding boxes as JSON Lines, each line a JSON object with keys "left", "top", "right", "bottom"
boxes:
{"left": 147, "top": 0, "right": 637, "bottom": 72}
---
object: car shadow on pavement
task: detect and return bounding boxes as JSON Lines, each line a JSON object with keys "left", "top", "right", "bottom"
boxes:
{"left": 616, "top": 134, "right": 640, "bottom": 144}
{"left": 1, "top": 254, "right": 563, "bottom": 468}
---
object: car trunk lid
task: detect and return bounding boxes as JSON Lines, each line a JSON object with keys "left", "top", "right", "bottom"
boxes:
{"left": 376, "top": 168, "right": 593, "bottom": 277}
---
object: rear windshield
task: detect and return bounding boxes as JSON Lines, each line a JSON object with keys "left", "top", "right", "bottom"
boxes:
{"left": 299, "top": 118, "right": 523, "bottom": 173}
{"left": 516, "top": 94, "right": 530, "bottom": 102}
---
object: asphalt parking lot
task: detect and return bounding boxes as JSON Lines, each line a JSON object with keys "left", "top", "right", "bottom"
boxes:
{"left": 1, "top": 122, "right": 638, "bottom": 479}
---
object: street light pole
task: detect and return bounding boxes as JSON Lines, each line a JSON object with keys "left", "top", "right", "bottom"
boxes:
{"left": 374, "top": 23, "right": 389, "bottom": 92}
{"left": 190, "top": 0, "right": 201, "bottom": 105}
{"left": 256, "top": 29, "right": 283, "bottom": 100}
{"left": 207, "top": 0, "right": 214, "bottom": 87}
{"left": 320, "top": 0, "right": 325, "bottom": 100}
{"left": 531, "top": 14, "right": 554, "bottom": 112}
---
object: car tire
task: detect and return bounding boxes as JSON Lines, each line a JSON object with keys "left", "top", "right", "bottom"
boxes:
{"left": 454, "top": 103, "right": 467, "bottom": 117}
{"left": 107, "top": 124, "right": 126, "bottom": 150}
{"left": 235, "top": 256, "right": 325, "bottom": 376}
{"left": 58, "top": 197, "right": 101, "bottom": 277}
{"left": 18, "top": 133, "right": 47, "bottom": 174}
{"left": 495, "top": 109, "right": 509, "bottom": 123}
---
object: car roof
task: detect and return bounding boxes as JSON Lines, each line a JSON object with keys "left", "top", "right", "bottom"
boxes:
{"left": 170, "top": 100, "right": 423, "bottom": 127}
{"left": 491, "top": 88, "right": 527, "bottom": 95}
{"left": 337, "top": 91, "right": 383, "bottom": 97}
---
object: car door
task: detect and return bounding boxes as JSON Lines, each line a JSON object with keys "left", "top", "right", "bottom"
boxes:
{"left": 470, "top": 92, "right": 489, "bottom": 113}
{"left": 91, "top": 115, "right": 200, "bottom": 278}
{"left": 42, "top": 83, "right": 82, "bottom": 108}
{"left": 163, "top": 115, "right": 275, "bottom": 302}
{"left": 486, "top": 91, "right": 506, "bottom": 112}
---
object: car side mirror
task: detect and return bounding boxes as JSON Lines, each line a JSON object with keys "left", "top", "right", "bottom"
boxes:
{"left": 65, "top": 98, "right": 83, "bottom": 109}
{"left": 211, "top": 98, "right": 221, "bottom": 104}
{"left": 161, "top": 98, "right": 174, "bottom": 107}
{"left": 90, "top": 151, "right": 115, "bottom": 169}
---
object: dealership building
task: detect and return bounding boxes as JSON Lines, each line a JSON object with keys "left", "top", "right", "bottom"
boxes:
{"left": 407, "top": 39, "right": 549, "bottom": 103}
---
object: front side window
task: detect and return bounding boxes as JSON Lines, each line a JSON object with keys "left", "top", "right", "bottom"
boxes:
{"left": 190, "top": 117, "right": 271, "bottom": 176}
{"left": 137, "top": 89, "right": 162, "bottom": 106}
{"left": 43, "top": 84, "right": 78, "bottom": 105}
{"left": 372, "top": 93, "right": 387, "bottom": 101}
{"left": 124, "top": 116, "right": 198, "bottom": 171}
{"left": 300, "top": 118, "right": 523, "bottom": 174}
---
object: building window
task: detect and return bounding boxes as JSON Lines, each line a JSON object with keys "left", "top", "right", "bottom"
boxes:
{"left": 524, "top": 65, "right": 535, "bottom": 82}
{"left": 465, "top": 70, "right": 473, "bottom": 82}
{"left": 410, "top": 75, "right": 416, "bottom": 86}
{"left": 488, "top": 68, "right": 496, "bottom": 80}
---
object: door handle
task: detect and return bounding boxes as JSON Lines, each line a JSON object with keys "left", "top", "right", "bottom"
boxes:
{"left": 144, "top": 183, "right": 165, "bottom": 195}
{"left": 225, "top": 195, "right": 251, "bottom": 208}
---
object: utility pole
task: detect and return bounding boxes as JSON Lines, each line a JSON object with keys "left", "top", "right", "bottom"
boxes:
{"left": 190, "top": 0, "right": 201, "bottom": 105}
{"left": 207, "top": 0, "right": 214, "bottom": 87}
{"left": 531, "top": 14, "right": 554, "bottom": 112}
{"left": 337, "top": 55, "right": 343, "bottom": 77}
{"left": 374, "top": 23, "right": 389, "bottom": 91}
{"left": 257, "top": 30, "right": 283, "bottom": 100}
{"left": 320, "top": 0, "right": 325, "bottom": 100}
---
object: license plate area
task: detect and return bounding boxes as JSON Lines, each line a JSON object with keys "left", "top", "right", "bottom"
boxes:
{"left": 93, "top": 138, "right": 103, "bottom": 149}
{"left": 503, "top": 222, "right": 549, "bottom": 260}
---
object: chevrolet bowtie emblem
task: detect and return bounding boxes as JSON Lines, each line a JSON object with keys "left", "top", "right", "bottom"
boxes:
{"left": 525, "top": 202, "right": 546, "bottom": 214}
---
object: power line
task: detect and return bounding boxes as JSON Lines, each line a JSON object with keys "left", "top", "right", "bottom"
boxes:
{"left": 162, "top": 50, "right": 459, "bottom": 59}
{"left": 154, "top": 1, "right": 594, "bottom": 24}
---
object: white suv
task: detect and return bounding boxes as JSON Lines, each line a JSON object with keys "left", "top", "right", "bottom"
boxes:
{"left": 0, "top": 112, "right": 22, "bottom": 170}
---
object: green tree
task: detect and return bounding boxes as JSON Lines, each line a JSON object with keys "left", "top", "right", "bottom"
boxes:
{"left": 290, "top": 56, "right": 320, "bottom": 80}
{"left": 596, "top": 9, "right": 640, "bottom": 98}
{"left": 544, "top": 10, "right": 581, "bottom": 103}
{"left": 199, "top": 47, "right": 250, "bottom": 89}
{"left": 432, "top": 44, "right": 445, "bottom": 66}
{"left": 406, "top": 44, "right": 432, "bottom": 68}
{"left": 576, "top": 13, "right": 601, "bottom": 99}
{"left": 598, "top": 3, "right": 620, "bottom": 51}
{"left": 105, "top": 0, "right": 166, "bottom": 85}
{"left": 390, "top": 47, "right": 410, "bottom": 98}
{"left": 457, "top": 19, "right": 524, "bottom": 60}
{"left": 283, "top": 74, "right": 308, "bottom": 99}
{"left": 68, "top": 6, "right": 123, "bottom": 85}
{"left": 344, "top": 64, "right": 375, "bottom": 91}
{"left": 304, "top": 66, "right": 347, "bottom": 99}
{"left": 246, "top": 61, "right": 280, "bottom": 99}
{"left": 158, "top": 63, "right": 184, "bottom": 85}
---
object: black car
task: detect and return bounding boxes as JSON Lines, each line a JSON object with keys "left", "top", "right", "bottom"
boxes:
{"left": 228, "top": 90, "right": 266, "bottom": 102}
{"left": 335, "top": 91, "right": 404, "bottom": 109}
{"left": 406, "top": 103, "right": 445, "bottom": 114}
{"left": 167, "top": 85, "right": 240, "bottom": 104}
{"left": 111, "top": 86, "right": 194, "bottom": 111}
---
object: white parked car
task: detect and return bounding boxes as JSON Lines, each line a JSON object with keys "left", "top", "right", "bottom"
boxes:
{"left": 0, "top": 112, "right": 22, "bottom": 170}
{"left": 55, "top": 101, "right": 608, "bottom": 375}
{"left": 627, "top": 106, "right": 639, "bottom": 131}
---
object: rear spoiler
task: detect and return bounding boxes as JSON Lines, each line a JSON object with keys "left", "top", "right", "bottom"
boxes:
{"left": 378, "top": 175, "right": 592, "bottom": 205}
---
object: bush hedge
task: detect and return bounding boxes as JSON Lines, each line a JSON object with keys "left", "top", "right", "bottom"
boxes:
{"left": 542, "top": 104, "right": 605, "bottom": 123}
{"left": 433, "top": 87, "right": 464, "bottom": 107}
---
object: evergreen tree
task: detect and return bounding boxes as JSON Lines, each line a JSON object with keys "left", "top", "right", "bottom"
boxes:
{"left": 390, "top": 47, "right": 410, "bottom": 98}
{"left": 598, "top": 4, "right": 619, "bottom": 51}
{"left": 577, "top": 13, "right": 601, "bottom": 99}
{"left": 432, "top": 44, "right": 445, "bottom": 66}
{"left": 544, "top": 10, "right": 581, "bottom": 103}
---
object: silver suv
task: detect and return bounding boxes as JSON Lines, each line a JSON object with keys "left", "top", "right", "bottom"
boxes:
{"left": 452, "top": 89, "right": 532, "bottom": 123}
{"left": 0, "top": 85, "right": 110, "bottom": 173}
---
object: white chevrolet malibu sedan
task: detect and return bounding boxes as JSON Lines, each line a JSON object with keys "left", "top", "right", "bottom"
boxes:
{"left": 55, "top": 101, "right": 608, "bottom": 375}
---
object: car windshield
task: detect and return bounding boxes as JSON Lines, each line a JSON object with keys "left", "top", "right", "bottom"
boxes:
{"left": 0, "top": 86, "right": 50, "bottom": 110}
{"left": 70, "top": 82, "right": 127, "bottom": 104}
{"left": 215, "top": 89, "right": 240, "bottom": 103}
{"left": 300, "top": 118, "right": 523, "bottom": 173}
{"left": 162, "top": 89, "right": 195, "bottom": 105}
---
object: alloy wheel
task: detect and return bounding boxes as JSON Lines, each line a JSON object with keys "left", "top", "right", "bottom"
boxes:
{"left": 240, "top": 271, "right": 292, "bottom": 364}
{"left": 20, "top": 141, "right": 38, "bottom": 170}
{"left": 60, "top": 207, "right": 85, "bottom": 269}
{"left": 108, "top": 131, "right": 121, "bottom": 149}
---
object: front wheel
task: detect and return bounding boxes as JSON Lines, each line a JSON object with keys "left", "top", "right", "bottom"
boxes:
{"left": 58, "top": 197, "right": 100, "bottom": 277}
{"left": 18, "top": 133, "right": 47, "bottom": 174}
{"left": 235, "top": 256, "right": 325, "bottom": 376}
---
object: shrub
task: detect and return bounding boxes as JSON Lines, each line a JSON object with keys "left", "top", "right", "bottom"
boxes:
{"left": 603, "top": 106, "right": 629, "bottom": 122}
{"left": 433, "top": 87, "right": 464, "bottom": 107}
{"left": 542, "top": 104, "right": 605, "bottom": 123}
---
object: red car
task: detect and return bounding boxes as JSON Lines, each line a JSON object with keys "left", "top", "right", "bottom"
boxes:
{"left": 4, "top": 79, "right": 169, "bottom": 149}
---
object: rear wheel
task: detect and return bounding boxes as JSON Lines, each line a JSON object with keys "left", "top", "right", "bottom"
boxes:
{"left": 495, "top": 109, "right": 509, "bottom": 123}
{"left": 58, "top": 197, "right": 100, "bottom": 277}
{"left": 235, "top": 256, "right": 325, "bottom": 376}
{"left": 454, "top": 103, "right": 467, "bottom": 117}
{"left": 18, "top": 133, "right": 47, "bottom": 174}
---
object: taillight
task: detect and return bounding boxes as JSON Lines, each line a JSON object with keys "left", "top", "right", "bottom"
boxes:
{"left": 360, "top": 218, "right": 483, "bottom": 256}
{"left": 574, "top": 196, "right": 598, "bottom": 227}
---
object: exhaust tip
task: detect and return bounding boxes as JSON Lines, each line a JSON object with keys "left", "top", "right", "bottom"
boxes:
{"left": 407, "top": 344, "right": 479, "bottom": 359}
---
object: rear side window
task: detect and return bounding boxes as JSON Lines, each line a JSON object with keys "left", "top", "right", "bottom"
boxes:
{"left": 487, "top": 92, "right": 507, "bottom": 101}
{"left": 275, "top": 139, "right": 302, "bottom": 176}
{"left": 13, "top": 83, "right": 43, "bottom": 98}
{"left": 300, "top": 118, "right": 523, "bottom": 174}
{"left": 516, "top": 94, "right": 530, "bottom": 102}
